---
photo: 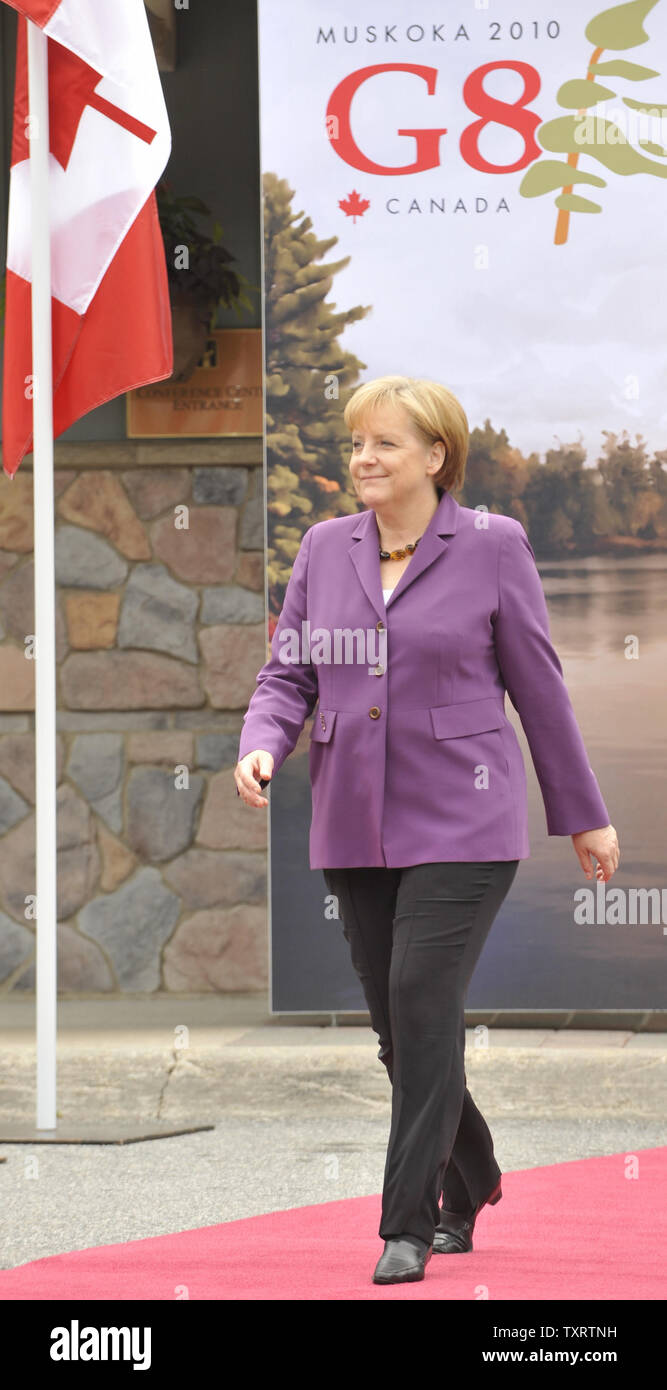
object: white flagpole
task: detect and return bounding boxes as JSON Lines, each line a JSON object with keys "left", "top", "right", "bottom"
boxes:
{"left": 27, "top": 20, "right": 57, "bottom": 1131}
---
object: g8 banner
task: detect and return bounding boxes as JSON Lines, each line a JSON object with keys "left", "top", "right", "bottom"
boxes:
{"left": 257, "top": 0, "right": 667, "bottom": 1015}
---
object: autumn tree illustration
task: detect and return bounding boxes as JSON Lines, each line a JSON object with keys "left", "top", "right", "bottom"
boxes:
{"left": 461, "top": 419, "right": 534, "bottom": 527}
{"left": 520, "top": 442, "right": 610, "bottom": 551}
{"left": 263, "top": 173, "right": 372, "bottom": 621}
{"left": 597, "top": 430, "right": 667, "bottom": 534}
{"left": 519, "top": 0, "right": 667, "bottom": 244}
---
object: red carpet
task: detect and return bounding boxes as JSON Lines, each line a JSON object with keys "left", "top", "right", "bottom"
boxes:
{"left": 1, "top": 1147, "right": 664, "bottom": 1300}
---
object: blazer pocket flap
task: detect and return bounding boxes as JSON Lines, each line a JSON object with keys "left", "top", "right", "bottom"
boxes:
{"left": 430, "top": 699, "right": 504, "bottom": 740}
{"left": 310, "top": 709, "right": 337, "bottom": 743}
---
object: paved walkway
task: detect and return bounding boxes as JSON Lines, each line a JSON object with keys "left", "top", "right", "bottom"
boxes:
{"left": 0, "top": 995, "right": 665, "bottom": 1270}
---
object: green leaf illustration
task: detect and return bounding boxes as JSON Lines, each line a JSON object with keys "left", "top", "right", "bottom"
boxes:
{"left": 589, "top": 58, "right": 659, "bottom": 78}
{"left": 538, "top": 113, "right": 667, "bottom": 177}
{"left": 585, "top": 0, "right": 660, "bottom": 50}
{"left": 556, "top": 78, "right": 618, "bottom": 106}
{"left": 519, "top": 159, "right": 607, "bottom": 196}
{"left": 554, "top": 193, "right": 603, "bottom": 211}
{"left": 623, "top": 94, "right": 667, "bottom": 112}
{"left": 638, "top": 138, "right": 667, "bottom": 153}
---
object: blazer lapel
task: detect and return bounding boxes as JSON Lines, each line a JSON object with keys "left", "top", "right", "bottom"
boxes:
{"left": 348, "top": 486, "right": 460, "bottom": 618}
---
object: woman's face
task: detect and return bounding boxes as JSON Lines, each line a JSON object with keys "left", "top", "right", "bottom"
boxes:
{"left": 349, "top": 404, "right": 443, "bottom": 508}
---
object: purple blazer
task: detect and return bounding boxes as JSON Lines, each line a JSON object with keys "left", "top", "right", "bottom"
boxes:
{"left": 237, "top": 486, "right": 610, "bottom": 868}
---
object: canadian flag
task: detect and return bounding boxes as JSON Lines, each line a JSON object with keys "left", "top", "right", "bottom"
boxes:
{"left": 1, "top": 0, "right": 173, "bottom": 479}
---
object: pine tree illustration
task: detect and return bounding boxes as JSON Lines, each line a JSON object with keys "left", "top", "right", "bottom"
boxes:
{"left": 263, "top": 173, "right": 372, "bottom": 623}
{"left": 519, "top": 0, "right": 667, "bottom": 244}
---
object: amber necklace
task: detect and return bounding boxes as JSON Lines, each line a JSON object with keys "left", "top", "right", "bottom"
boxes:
{"left": 378, "top": 535, "right": 423, "bottom": 561}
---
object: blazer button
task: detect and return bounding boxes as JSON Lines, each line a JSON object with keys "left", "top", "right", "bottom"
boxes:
{"left": 369, "top": 706, "right": 381, "bottom": 719}
{"left": 320, "top": 712, "right": 326, "bottom": 730}
{"left": 373, "top": 664, "right": 384, "bottom": 676}
{"left": 376, "top": 620, "right": 385, "bottom": 632}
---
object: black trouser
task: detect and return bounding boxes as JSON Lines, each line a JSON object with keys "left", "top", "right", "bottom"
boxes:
{"left": 322, "top": 860, "right": 519, "bottom": 1247}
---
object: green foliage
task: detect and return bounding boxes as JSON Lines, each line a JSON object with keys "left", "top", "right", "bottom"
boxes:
{"left": 156, "top": 178, "right": 256, "bottom": 328}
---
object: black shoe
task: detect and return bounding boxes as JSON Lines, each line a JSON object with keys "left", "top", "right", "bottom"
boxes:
{"left": 372, "top": 1235, "right": 432, "bottom": 1284}
{"left": 432, "top": 1177, "right": 502, "bottom": 1254}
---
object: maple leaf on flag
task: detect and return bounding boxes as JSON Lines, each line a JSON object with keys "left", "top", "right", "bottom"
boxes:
{"left": 339, "top": 190, "right": 370, "bottom": 223}
{"left": 12, "top": 42, "right": 158, "bottom": 171}
{"left": 2, "top": 7, "right": 172, "bottom": 480}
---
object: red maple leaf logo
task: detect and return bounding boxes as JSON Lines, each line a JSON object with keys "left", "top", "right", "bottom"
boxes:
{"left": 339, "top": 190, "right": 370, "bottom": 223}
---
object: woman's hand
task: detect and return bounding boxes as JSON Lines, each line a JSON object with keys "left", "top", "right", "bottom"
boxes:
{"left": 571, "top": 824, "right": 619, "bottom": 882}
{"left": 234, "top": 751, "right": 274, "bottom": 807}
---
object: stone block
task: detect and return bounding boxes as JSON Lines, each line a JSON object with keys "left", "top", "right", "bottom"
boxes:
{"left": 0, "top": 646, "right": 35, "bottom": 711}
{"left": 163, "top": 847, "right": 266, "bottom": 908}
{"left": 57, "top": 921, "right": 115, "bottom": 992}
{"left": 65, "top": 592, "right": 120, "bottom": 649}
{"left": 199, "top": 623, "right": 266, "bottom": 707}
{"left": 0, "top": 472, "right": 34, "bottom": 553}
{"left": 55, "top": 525, "right": 129, "bottom": 589}
{"left": 192, "top": 467, "right": 248, "bottom": 506}
{"left": 66, "top": 734, "right": 124, "bottom": 833}
{"left": 96, "top": 820, "right": 137, "bottom": 893}
{"left": 0, "top": 775, "right": 30, "bottom": 834}
{"left": 162, "top": 904, "right": 268, "bottom": 992}
{"left": 195, "top": 733, "right": 241, "bottom": 770}
{"left": 78, "top": 866, "right": 181, "bottom": 991}
{"left": 57, "top": 470, "right": 151, "bottom": 559}
{"left": 239, "top": 491, "right": 264, "bottom": 549}
{"left": 234, "top": 551, "right": 264, "bottom": 591}
{"left": 0, "top": 552, "right": 20, "bottom": 581}
{"left": 118, "top": 563, "right": 199, "bottom": 663}
{"left": 121, "top": 468, "right": 190, "bottom": 520}
{"left": 61, "top": 651, "right": 203, "bottom": 709}
{"left": 151, "top": 507, "right": 236, "bottom": 583}
{"left": 53, "top": 470, "right": 77, "bottom": 495}
{"left": 0, "top": 558, "right": 67, "bottom": 661}
{"left": 127, "top": 732, "right": 195, "bottom": 765}
{"left": 0, "top": 911, "right": 34, "bottom": 983}
{"left": 0, "top": 732, "right": 65, "bottom": 802}
{"left": 0, "top": 782, "right": 101, "bottom": 922}
{"left": 201, "top": 586, "right": 264, "bottom": 625}
{"left": 126, "top": 766, "right": 205, "bottom": 861}
{"left": 196, "top": 767, "right": 267, "bottom": 850}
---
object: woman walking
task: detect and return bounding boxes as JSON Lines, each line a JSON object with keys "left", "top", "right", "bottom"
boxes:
{"left": 234, "top": 375, "right": 619, "bottom": 1285}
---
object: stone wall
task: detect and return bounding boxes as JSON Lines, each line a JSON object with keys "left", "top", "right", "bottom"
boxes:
{"left": 0, "top": 441, "right": 272, "bottom": 996}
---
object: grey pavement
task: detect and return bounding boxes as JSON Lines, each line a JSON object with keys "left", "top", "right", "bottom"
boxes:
{"left": 0, "top": 994, "right": 665, "bottom": 1270}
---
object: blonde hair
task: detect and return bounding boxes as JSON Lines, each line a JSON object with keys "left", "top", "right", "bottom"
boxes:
{"left": 343, "top": 375, "right": 469, "bottom": 493}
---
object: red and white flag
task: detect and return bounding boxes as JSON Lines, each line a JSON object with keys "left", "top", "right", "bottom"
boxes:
{"left": 2, "top": 0, "right": 173, "bottom": 479}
